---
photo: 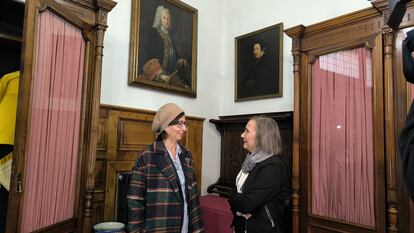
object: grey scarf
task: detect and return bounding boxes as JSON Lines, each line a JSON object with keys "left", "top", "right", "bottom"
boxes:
{"left": 241, "top": 151, "right": 273, "bottom": 173}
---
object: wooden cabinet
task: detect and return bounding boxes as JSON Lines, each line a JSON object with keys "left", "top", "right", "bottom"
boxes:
{"left": 285, "top": 1, "right": 414, "bottom": 232}
{"left": 5, "top": 1, "right": 116, "bottom": 232}
{"left": 208, "top": 112, "right": 293, "bottom": 197}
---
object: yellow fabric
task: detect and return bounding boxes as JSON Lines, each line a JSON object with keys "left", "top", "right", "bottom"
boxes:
{"left": 0, "top": 152, "right": 12, "bottom": 191}
{"left": 0, "top": 71, "right": 20, "bottom": 145}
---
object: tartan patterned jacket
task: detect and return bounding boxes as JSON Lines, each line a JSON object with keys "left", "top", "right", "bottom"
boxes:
{"left": 127, "top": 140, "right": 204, "bottom": 233}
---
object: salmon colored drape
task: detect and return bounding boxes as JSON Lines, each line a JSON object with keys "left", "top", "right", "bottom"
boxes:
{"left": 311, "top": 47, "right": 375, "bottom": 226}
{"left": 20, "top": 10, "right": 85, "bottom": 233}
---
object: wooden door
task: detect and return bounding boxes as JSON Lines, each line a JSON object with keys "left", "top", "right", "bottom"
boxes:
{"left": 6, "top": 1, "right": 94, "bottom": 232}
{"left": 285, "top": 5, "right": 392, "bottom": 232}
{"left": 299, "top": 42, "right": 386, "bottom": 233}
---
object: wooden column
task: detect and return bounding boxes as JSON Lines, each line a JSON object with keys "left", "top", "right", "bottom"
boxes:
{"left": 382, "top": 26, "right": 398, "bottom": 233}
{"left": 81, "top": 1, "right": 116, "bottom": 232}
{"left": 284, "top": 25, "right": 305, "bottom": 233}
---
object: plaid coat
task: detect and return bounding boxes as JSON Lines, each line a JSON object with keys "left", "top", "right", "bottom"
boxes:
{"left": 127, "top": 140, "right": 204, "bottom": 233}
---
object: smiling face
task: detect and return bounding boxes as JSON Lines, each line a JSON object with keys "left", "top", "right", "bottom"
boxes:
{"left": 160, "top": 10, "right": 170, "bottom": 29}
{"left": 241, "top": 120, "right": 257, "bottom": 152}
{"left": 164, "top": 115, "right": 187, "bottom": 142}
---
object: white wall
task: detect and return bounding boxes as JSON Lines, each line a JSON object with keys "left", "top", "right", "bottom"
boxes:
{"left": 220, "top": 0, "right": 372, "bottom": 115}
{"left": 101, "top": 0, "right": 371, "bottom": 194}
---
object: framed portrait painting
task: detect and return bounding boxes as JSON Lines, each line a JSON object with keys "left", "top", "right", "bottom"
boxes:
{"left": 128, "top": 0, "right": 198, "bottom": 97}
{"left": 235, "top": 23, "right": 283, "bottom": 101}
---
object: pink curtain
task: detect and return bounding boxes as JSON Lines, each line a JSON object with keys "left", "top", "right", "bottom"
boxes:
{"left": 20, "top": 10, "right": 85, "bottom": 233}
{"left": 311, "top": 47, "right": 375, "bottom": 226}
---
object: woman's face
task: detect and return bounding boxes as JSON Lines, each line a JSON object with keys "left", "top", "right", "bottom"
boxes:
{"left": 164, "top": 115, "right": 187, "bottom": 142}
{"left": 241, "top": 120, "right": 257, "bottom": 152}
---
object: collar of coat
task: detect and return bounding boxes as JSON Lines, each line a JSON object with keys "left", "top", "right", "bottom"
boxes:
{"left": 147, "top": 140, "right": 195, "bottom": 200}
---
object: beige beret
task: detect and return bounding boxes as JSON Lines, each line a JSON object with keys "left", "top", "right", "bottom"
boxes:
{"left": 152, "top": 103, "right": 184, "bottom": 137}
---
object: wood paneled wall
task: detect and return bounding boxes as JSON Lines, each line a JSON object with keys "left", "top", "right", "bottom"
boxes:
{"left": 91, "top": 104, "right": 204, "bottom": 225}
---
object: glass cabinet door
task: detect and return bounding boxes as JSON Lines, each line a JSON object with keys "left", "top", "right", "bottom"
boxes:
{"left": 310, "top": 47, "right": 375, "bottom": 226}
{"left": 6, "top": 1, "right": 92, "bottom": 232}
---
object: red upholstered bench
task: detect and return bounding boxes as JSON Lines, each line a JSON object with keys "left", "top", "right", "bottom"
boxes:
{"left": 200, "top": 195, "right": 233, "bottom": 233}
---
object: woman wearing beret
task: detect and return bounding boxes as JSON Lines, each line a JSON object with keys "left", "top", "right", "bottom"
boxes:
{"left": 229, "top": 116, "right": 290, "bottom": 233}
{"left": 127, "top": 103, "right": 204, "bottom": 233}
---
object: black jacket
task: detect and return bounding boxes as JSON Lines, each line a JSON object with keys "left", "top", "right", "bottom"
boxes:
{"left": 399, "top": 100, "right": 414, "bottom": 201}
{"left": 403, "top": 29, "right": 414, "bottom": 82}
{"left": 228, "top": 155, "right": 290, "bottom": 233}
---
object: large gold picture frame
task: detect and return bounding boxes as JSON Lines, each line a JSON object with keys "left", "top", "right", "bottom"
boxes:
{"left": 128, "top": 0, "right": 198, "bottom": 97}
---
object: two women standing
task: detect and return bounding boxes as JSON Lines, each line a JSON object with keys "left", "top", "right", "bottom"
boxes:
{"left": 127, "top": 103, "right": 288, "bottom": 233}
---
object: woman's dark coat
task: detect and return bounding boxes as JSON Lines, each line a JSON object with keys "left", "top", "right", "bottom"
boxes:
{"left": 127, "top": 140, "right": 204, "bottom": 233}
{"left": 229, "top": 155, "right": 290, "bottom": 233}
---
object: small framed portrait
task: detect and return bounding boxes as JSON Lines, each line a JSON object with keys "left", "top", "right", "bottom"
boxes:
{"left": 235, "top": 23, "right": 283, "bottom": 101}
{"left": 128, "top": 0, "right": 198, "bottom": 97}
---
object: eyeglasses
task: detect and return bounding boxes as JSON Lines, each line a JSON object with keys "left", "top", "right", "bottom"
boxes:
{"left": 171, "top": 121, "right": 189, "bottom": 128}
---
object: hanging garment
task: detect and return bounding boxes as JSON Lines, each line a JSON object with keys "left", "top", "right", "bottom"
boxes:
{"left": 0, "top": 152, "right": 12, "bottom": 190}
{"left": 0, "top": 71, "right": 19, "bottom": 190}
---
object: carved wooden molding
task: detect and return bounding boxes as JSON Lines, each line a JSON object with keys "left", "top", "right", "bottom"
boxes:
{"left": 302, "top": 18, "right": 383, "bottom": 51}
{"left": 62, "top": 0, "right": 94, "bottom": 10}
{"left": 97, "top": 116, "right": 108, "bottom": 152}
{"left": 94, "top": 159, "right": 106, "bottom": 190}
{"left": 284, "top": 25, "right": 305, "bottom": 53}
{"left": 95, "top": 0, "right": 118, "bottom": 13}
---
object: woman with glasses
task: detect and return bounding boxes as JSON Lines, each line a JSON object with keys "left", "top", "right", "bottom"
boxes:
{"left": 127, "top": 103, "right": 204, "bottom": 233}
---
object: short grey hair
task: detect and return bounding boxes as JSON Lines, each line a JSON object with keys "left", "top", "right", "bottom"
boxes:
{"left": 251, "top": 116, "right": 282, "bottom": 155}
{"left": 152, "top": 5, "right": 171, "bottom": 29}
